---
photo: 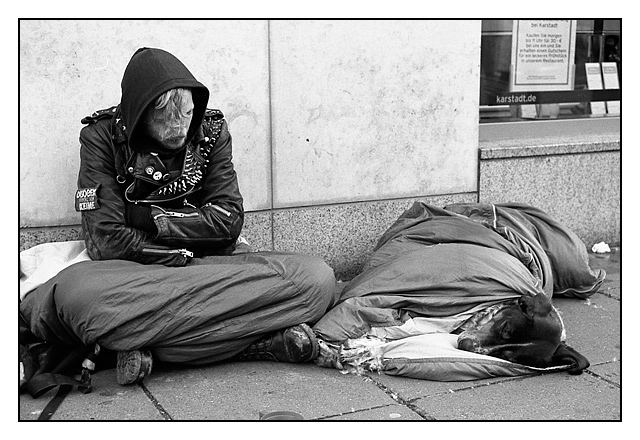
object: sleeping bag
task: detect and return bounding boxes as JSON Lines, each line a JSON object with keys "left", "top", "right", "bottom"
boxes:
{"left": 19, "top": 244, "right": 338, "bottom": 396}
{"left": 312, "top": 202, "right": 605, "bottom": 381}
{"left": 20, "top": 248, "right": 337, "bottom": 365}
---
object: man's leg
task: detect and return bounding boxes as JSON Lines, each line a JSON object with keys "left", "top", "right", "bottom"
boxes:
{"left": 21, "top": 251, "right": 337, "bottom": 384}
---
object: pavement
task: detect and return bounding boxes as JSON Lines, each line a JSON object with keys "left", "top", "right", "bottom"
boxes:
{"left": 18, "top": 248, "right": 621, "bottom": 422}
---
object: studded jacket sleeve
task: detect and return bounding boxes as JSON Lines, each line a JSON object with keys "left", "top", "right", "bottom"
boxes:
{"left": 77, "top": 114, "right": 244, "bottom": 266}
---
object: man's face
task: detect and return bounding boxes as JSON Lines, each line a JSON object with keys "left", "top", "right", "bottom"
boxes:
{"left": 145, "top": 89, "right": 194, "bottom": 151}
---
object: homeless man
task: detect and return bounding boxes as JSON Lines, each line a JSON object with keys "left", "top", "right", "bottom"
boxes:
{"left": 19, "top": 47, "right": 338, "bottom": 386}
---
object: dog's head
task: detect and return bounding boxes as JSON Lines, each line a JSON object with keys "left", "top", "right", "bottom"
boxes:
{"left": 457, "top": 294, "right": 589, "bottom": 374}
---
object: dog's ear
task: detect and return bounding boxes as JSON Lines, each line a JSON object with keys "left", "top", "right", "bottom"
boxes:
{"left": 550, "top": 342, "right": 590, "bottom": 375}
{"left": 518, "top": 294, "right": 552, "bottom": 319}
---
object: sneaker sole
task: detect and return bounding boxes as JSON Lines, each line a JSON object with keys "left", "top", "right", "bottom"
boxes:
{"left": 116, "top": 350, "right": 153, "bottom": 385}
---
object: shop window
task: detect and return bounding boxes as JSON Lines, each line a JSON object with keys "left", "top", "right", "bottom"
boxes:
{"left": 480, "top": 19, "right": 621, "bottom": 123}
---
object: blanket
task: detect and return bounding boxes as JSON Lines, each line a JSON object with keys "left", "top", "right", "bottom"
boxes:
{"left": 20, "top": 241, "right": 91, "bottom": 301}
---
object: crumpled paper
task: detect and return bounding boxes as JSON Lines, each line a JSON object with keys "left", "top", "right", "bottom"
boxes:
{"left": 592, "top": 242, "right": 611, "bottom": 254}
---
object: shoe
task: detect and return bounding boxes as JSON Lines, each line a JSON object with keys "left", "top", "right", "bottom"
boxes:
{"left": 237, "top": 324, "right": 319, "bottom": 363}
{"left": 116, "top": 350, "right": 153, "bottom": 385}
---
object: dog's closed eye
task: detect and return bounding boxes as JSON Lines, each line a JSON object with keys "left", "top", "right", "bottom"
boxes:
{"left": 518, "top": 297, "right": 528, "bottom": 315}
{"left": 500, "top": 321, "right": 512, "bottom": 340}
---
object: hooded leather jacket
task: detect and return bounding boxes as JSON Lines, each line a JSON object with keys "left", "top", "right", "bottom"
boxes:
{"left": 76, "top": 48, "right": 244, "bottom": 266}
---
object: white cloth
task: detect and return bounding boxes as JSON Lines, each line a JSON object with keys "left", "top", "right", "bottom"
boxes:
{"left": 19, "top": 241, "right": 91, "bottom": 301}
{"left": 369, "top": 315, "right": 472, "bottom": 340}
{"left": 19, "top": 236, "right": 252, "bottom": 301}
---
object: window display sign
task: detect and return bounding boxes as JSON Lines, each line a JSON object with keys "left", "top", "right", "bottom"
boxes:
{"left": 510, "top": 20, "right": 577, "bottom": 92}
{"left": 601, "top": 62, "right": 620, "bottom": 114}
{"left": 585, "top": 62, "right": 606, "bottom": 115}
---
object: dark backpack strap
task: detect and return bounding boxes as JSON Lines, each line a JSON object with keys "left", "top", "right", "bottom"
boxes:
{"left": 27, "top": 372, "right": 89, "bottom": 399}
{"left": 35, "top": 349, "right": 99, "bottom": 419}
{"left": 26, "top": 344, "right": 94, "bottom": 396}
{"left": 19, "top": 312, "right": 96, "bottom": 420}
{"left": 26, "top": 344, "right": 95, "bottom": 420}
{"left": 37, "top": 385, "right": 73, "bottom": 421}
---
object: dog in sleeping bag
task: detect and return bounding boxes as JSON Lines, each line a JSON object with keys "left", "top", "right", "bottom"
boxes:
{"left": 312, "top": 202, "right": 605, "bottom": 381}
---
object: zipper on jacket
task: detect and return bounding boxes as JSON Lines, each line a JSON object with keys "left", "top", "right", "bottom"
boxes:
{"left": 183, "top": 199, "right": 197, "bottom": 209}
{"left": 157, "top": 212, "right": 199, "bottom": 219}
{"left": 141, "top": 248, "right": 194, "bottom": 258}
{"left": 205, "top": 203, "right": 231, "bottom": 217}
{"left": 152, "top": 205, "right": 199, "bottom": 220}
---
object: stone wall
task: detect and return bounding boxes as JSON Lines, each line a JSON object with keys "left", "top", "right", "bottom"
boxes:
{"left": 479, "top": 135, "right": 620, "bottom": 247}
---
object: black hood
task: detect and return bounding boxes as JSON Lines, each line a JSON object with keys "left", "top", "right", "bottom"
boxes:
{"left": 120, "top": 47, "right": 209, "bottom": 153}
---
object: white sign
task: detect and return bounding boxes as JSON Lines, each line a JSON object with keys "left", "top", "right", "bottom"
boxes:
{"left": 510, "top": 20, "right": 577, "bottom": 92}
{"left": 585, "top": 63, "right": 604, "bottom": 90}
{"left": 601, "top": 62, "right": 620, "bottom": 114}
{"left": 601, "top": 62, "right": 620, "bottom": 89}
{"left": 585, "top": 62, "right": 606, "bottom": 115}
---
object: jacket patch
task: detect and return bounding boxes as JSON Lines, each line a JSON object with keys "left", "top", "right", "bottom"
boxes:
{"left": 75, "top": 185, "right": 101, "bottom": 211}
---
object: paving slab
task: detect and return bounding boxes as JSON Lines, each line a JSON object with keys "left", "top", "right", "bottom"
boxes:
{"left": 19, "top": 369, "right": 163, "bottom": 420}
{"left": 588, "top": 361, "right": 621, "bottom": 386}
{"left": 589, "top": 249, "right": 621, "bottom": 299}
{"left": 373, "top": 370, "right": 508, "bottom": 402}
{"left": 319, "top": 403, "right": 424, "bottom": 420}
{"left": 411, "top": 371, "right": 621, "bottom": 420}
{"left": 144, "top": 361, "right": 398, "bottom": 420}
{"left": 552, "top": 294, "right": 620, "bottom": 365}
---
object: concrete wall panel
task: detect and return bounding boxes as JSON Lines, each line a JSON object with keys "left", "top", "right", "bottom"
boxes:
{"left": 269, "top": 20, "right": 480, "bottom": 208}
{"left": 19, "top": 19, "right": 271, "bottom": 227}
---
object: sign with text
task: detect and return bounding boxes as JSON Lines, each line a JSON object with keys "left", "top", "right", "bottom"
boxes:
{"left": 601, "top": 62, "right": 620, "bottom": 114}
{"left": 585, "top": 62, "right": 606, "bottom": 115}
{"left": 510, "top": 20, "right": 576, "bottom": 92}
